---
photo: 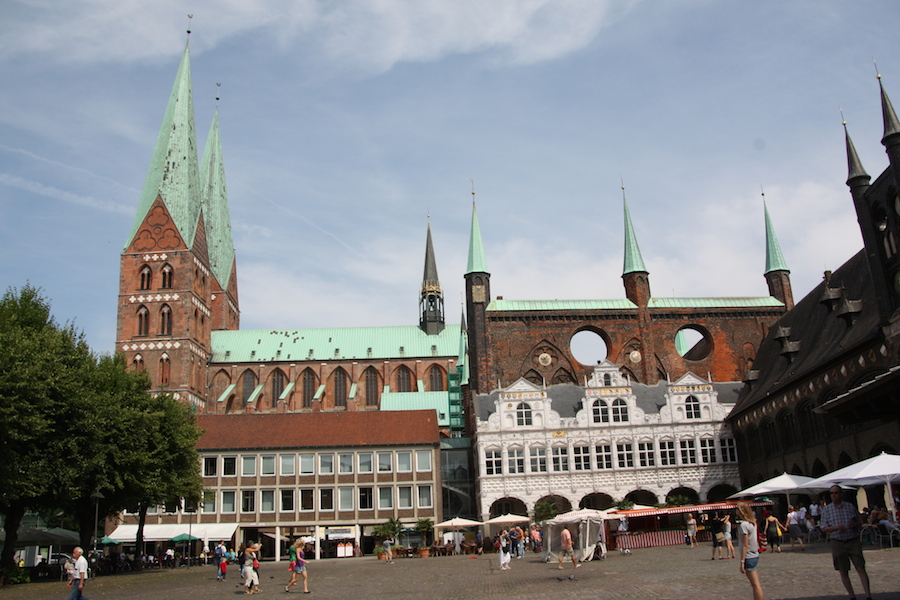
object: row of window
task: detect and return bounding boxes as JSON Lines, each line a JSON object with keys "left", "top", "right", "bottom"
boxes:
{"left": 198, "top": 485, "right": 434, "bottom": 514}
{"left": 513, "top": 395, "right": 706, "bottom": 427}
{"left": 139, "top": 264, "right": 174, "bottom": 290}
{"left": 202, "top": 450, "right": 434, "bottom": 478}
{"left": 483, "top": 438, "right": 737, "bottom": 475}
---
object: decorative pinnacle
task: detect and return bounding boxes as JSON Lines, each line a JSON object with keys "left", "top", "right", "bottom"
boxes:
{"left": 187, "top": 14, "right": 193, "bottom": 36}
{"left": 470, "top": 179, "right": 475, "bottom": 198}
{"left": 216, "top": 82, "right": 221, "bottom": 104}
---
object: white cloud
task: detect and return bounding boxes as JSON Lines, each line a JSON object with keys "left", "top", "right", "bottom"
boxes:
{"left": 0, "top": 173, "right": 132, "bottom": 214}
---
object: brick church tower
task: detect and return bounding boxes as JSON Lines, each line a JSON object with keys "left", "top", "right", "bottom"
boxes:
{"left": 116, "top": 41, "right": 238, "bottom": 408}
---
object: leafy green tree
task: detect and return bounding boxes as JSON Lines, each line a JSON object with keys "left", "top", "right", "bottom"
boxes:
{"left": 533, "top": 500, "right": 558, "bottom": 523}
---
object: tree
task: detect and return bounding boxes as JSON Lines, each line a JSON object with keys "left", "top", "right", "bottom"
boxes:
{"left": 533, "top": 500, "right": 558, "bottom": 524}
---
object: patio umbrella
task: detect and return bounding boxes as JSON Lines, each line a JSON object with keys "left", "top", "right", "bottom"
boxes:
{"left": 169, "top": 533, "right": 201, "bottom": 542}
{"left": 728, "top": 472, "right": 820, "bottom": 499}
{"left": 483, "top": 513, "right": 530, "bottom": 524}
{"left": 800, "top": 452, "right": 900, "bottom": 517}
{"left": 98, "top": 536, "right": 121, "bottom": 546}
{"left": 434, "top": 517, "right": 483, "bottom": 529}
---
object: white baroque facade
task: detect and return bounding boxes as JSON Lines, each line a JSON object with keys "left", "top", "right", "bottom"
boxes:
{"left": 474, "top": 360, "right": 741, "bottom": 519}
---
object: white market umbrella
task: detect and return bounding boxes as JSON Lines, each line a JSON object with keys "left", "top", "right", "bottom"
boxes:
{"left": 729, "top": 472, "right": 819, "bottom": 499}
{"left": 800, "top": 452, "right": 900, "bottom": 517}
{"left": 434, "top": 517, "right": 483, "bottom": 529}
{"left": 483, "top": 513, "right": 530, "bottom": 525}
{"left": 551, "top": 508, "right": 615, "bottom": 523}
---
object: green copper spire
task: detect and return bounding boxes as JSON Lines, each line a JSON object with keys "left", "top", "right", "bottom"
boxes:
{"left": 200, "top": 108, "right": 236, "bottom": 288}
{"left": 126, "top": 42, "right": 201, "bottom": 250}
{"left": 764, "top": 202, "right": 789, "bottom": 274}
{"left": 466, "top": 201, "right": 489, "bottom": 275}
{"left": 622, "top": 193, "right": 647, "bottom": 275}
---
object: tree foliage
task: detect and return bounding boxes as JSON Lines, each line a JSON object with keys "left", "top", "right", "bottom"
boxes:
{"left": 533, "top": 500, "right": 558, "bottom": 523}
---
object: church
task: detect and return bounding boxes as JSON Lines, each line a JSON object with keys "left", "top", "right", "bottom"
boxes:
{"left": 115, "top": 40, "right": 797, "bottom": 538}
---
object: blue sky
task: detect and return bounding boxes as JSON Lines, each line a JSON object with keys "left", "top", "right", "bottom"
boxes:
{"left": 2, "top": 1, "right": 899, "bottom": 356}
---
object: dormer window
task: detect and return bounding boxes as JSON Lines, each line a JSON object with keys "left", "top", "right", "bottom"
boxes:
{"left": 516, "top": 402, "right": 533, "bottom": 426}
{"left": 592, "top": 399, "right": 610, "bottom": 423}
{"left": 611, "top": 398, "right": 629, "bottom": 422}
{"left": 685, "top": 395, "right": 701, "bottom": 419}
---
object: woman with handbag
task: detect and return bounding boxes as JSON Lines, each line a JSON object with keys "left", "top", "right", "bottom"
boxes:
{"left": 244, "top": 542, "right": 261, "bottom": 594}
{"left": 285, "top": 539, "right": 310, "bottom": 594}
{"left": 764, "top": 513, "right": 783, "bottom": 553}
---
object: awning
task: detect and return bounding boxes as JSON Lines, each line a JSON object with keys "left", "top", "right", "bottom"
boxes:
{"left": 107, "top": 523, "right": 238, "bottom": 543}
{"left": 614, "top": 500, "right": 773, "bottom": 518}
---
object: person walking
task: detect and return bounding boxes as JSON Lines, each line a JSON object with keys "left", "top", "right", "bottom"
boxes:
{"left": 66, "top": 547, "right": 90, "bottom": 600}
{"left": 515, "top": 525, "right": 526, "bottom": 558}
{"left": 215, "top": 542, "right": 226, "bottom": 581}
{"left": 475, "top": 529, "right": 484, "bottom": 555}
{"left": 710, "top": 512, "right": 725, "bottom": 560}
{"left": 722, "top": 514, "right": 737, "bottom": 559}
{"left": 285, "top": 539, "right": 310, "bottom": 594}
{"left": 784, "top": 505, "right": 806, "bottom": 552}
{"left": 243, "top": 542, "right": 260, "bottom": 594}
{"left": 382, "top": 537, "right": 394, "bottom": 564}
{"left": 686, "top": 513, "right": 698, "bottom": 548}
{"left": 764, "top": 513, "right": 782, "bottom": 553}
{"left": 737, "top": 502, "right": 765, "bottom": 600}
{"left": 558, "top": 524, "right": 580, "bottom": 570}
{"left": 820, "top": 485, "right": 872, "bottom": 600}
{"left": 498, "top": 530, "right": 512, "bottom": 571}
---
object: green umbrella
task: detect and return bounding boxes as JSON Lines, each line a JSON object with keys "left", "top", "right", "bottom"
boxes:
{"left": 99, "top": 536, "right": 121, "bottom": 545}
{"left": 169, "top": 533, "right": 200, "bottom": 542}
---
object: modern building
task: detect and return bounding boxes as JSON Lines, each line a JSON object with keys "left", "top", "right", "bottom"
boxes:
{"left": 473, "top": 360, "right": 741, "bottom": 520}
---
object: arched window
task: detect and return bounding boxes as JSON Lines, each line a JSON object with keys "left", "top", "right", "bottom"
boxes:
{"left": 429, "top": 365, "right": 444, "bottom": 391}
{"left": 241, "top": 370, "right": 256, "bottom": 404}
{"left": 516, "top": 402, "right": 533, "bottom": 426}
{"left": 603, "top": 373, "right": 611, "bottom": 386}
{"left": 685, "top": 395, "right": 701, "bottom": 419}
{"left": 139, "top": 265, "right": 152, "bottom": 290}
{"left": 365, "top": 367, "right": 379, "bottom": 406}
{"left": 334, "top": 369, "right": 348, "bottom": 407}
{"left": 592, "top": 400, "right": 609, "bottom": 423}
{"left": 271, "top": 370, "right": 285, "bottom": 407}
{"left": 761, "top": 419, "right": 779, "bottom": 457}
{"left": 301, "top": 369, "right": 316, "bottom": 408}
{"left": 779, "top": 410, "right": 797, "bottom": 450}
{"left": 397, "top": 366, "right": 413, "bottom": 392}
{"left": 159, "top": 304, "right": 172, "bottom": 335}
{"left": 132, "top": 354, "right": 144, "bottom": 372}
{"left": 137, "top": 306, "right": 149, "bottom": 336}
{"left": 159, "top": 354, "right": 171, "bottom": 386}
{"left": 797, "top": 401, "right": 816, "bottom": 442}
{"left": 161, "top": 264, "right": 174, "bottom": 289}
{"left": 612, "top": 398, "right": 629, "bottom": 422}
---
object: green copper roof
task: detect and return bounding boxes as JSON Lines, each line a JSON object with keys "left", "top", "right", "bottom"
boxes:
{"left": 763, "top": 202, "right": 789, "bottom": 274}
{"left": 622, "top": 195, "right": 647, "bottom": 275}
{"left": 488, "top": 299, "right": 637, "bottom": 311}
{"left": 126, "top": 42, "right": 201, "bottom": 250}
{"left": 381, "top": 392, "right": 450, "bottom": 427}
{"left": 648, "top": 297, "right": 784, "bottom": 308}
{"left": 210, "top": 324, "right": 462, "bottom": 363}
{"left": 200, "top": 109, "right": 236, "bottom": 288}
{"left": 465, "top": 202, "right": 489, "bottom": 275}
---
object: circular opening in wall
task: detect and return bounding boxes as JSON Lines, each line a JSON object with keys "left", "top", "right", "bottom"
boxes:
{"left": 569, "top": 330, "right": 608, "bottom": 365}
{"left": 674, "top": 325, "right": 711, "bottom": 361}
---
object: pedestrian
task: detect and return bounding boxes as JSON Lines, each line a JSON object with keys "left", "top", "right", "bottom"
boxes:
{"left": 243, "top": 542, "right": 260, "bottom": 594}
{"left": 820, "top": 485, "right": 872, "bottom": 600}
{"left": 66, "top": 547, "right": 90, "bottom": 600}
{"left": 710, "top": 512, "right": 725, "bottom": 560}
{"left": 784, "top": 505, "right": 806, "bottom": 552}
{"left": 722, "top": 514, "right": 737, "bottom": 559}
{"left": 475, "top": 529, "right": 484, "bottom": 555}
{"left": 686, "top": 513, "right": 698, "bottom": 548}
{"left": 558, "top": 524, "right": 580, "bottom": 570}
{"left": 218, "top": 553, "right": 228, "bottom": 581}
{"left": 531, "top": 524, "right": 542, "bottom": 553}
{"left": 737, "top": 502, "right": 764, "bottom": 600}
{"left": 382, "top": 536, "right": 394, "bottom": 564}
{"left": 498, "top": 529, "right": 511, "bottom": 570}
{"left": 809, "top": 500, "right": 820, "bottom": 527}
{"left": 764, "top": 512, "right": 782, "bottom": 553}
{"left": 215, "top": 541, "right": 225, "bottom": 580}
{"left": 515, "top": 525, "right": 525, "bottom": 558}
{"left": 285, "top": 539, "right": 310, "bottom": 594}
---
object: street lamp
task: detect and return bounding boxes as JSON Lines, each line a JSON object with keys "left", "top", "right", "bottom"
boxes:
{"left": 91, "top": 490, "right": 105, "bottom": 551}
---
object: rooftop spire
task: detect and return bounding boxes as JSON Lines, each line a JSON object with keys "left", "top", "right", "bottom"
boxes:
{"left": 419, "top": 215, "right": 445, "bottom": 334}
{"left": 422, "top": 215, "right": 440, "bottom": 292}
{"left": 465, "top": 184, "right": 489, "bottom": 274}
{"left": 763, "top": 196, "right": 789, "bottom": 274}
{"left": 622, "top": 184, "right": 647, "bottom": 275}
{"left": 126, "top": 42, "right": 201, "bottom": 249}
{"left": 877, "top": 67, "right": 900, "bottom": 143}
{"left": 842, "top": 115, "right": 870, "bottom": 185}
{"left": 200, "top": 106, "right": 236, "bottom": 288}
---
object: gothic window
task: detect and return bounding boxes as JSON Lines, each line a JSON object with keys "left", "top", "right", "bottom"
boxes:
{"left": 779, "top": 410, "right": 797, "bottom": 450}
{"left": 365, "top": 367, "right": 379, "bottom": 406}
{"left": 611, "top": 398, "right": 629, "bottom": 422}
{"left": 271, "top": 370, "right": 285, "bottom": 407}
{"left": 159, "top": 354, "right": 171, "bottom": 386}
{"left": 161, "top": 264, "right": 173, "bottom": 289}
{"left": 132, "top": 354, "right": 144, "bottom": 372}
{"left": 797, "top": 400, "right": 821, "bottom": 442}
{"left": 761, "top": 419, "right": 780, "bottom": 456}
{"left": 159, "top": 304, "right": 172, "bottom": 335}
{"left": 516, "top": 402, "right": 533, "bottom": 426}
{"left": 334, "top": 369, "right": 348, "bottom": 407}
{"left": 429, "top": 365, "right": 444, "bottom": 391}
{"left": 241, "top": 370, "right": 256, "bottom": 404}
{"left": 592, "top": 400, "right": 610, "bottom": 423}
{"left": 137, "top": 306, "right": 149, "bottom": 336}
{"left": 139, "top": 265, "right": 152, "bottom": 290}
{"left": 685, "top": 395, "right": 701, "bottom": 419}
{"left": 397, "top": 366, "right": 413, "bottom": 392}
{"left": 301, "top": 369, "right": 316, "bottom": 408}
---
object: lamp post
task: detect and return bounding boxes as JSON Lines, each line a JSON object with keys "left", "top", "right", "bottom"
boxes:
{"left": 91, "top": 490, "right": 105, "bottom": 551}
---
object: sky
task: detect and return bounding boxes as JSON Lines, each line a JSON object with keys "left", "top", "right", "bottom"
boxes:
{"left": 2, "top": 0, "right": 900, "bottom": 357}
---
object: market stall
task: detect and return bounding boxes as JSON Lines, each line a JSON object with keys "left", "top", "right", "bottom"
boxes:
{"left": 540, "top": 508, "right": 611, "bottom": 563}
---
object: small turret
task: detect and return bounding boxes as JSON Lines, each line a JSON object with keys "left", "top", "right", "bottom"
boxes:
{"left": 621, "top": 190, "right": 650, "bottom": 307}
{"left": 763, "top": 200, "right": 793, "bottom": 310}
{"left": 419, "top": 219, "right": 445, "bottom": 334}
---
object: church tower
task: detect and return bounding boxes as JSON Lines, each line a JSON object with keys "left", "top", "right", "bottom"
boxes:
{"left": 621, "top": 193, "right": 657, "bottom": 383}
{"left": 116, "top": 41, "right": 237, "bottom": 408}
{"left": 464, "top": 201, "right": 493, "bottom": 395}
{"left": 763, "top": 202, "right": 794, "bottom": 310}
{"left": 419, "top": 219, "right": 445, "bottom": 334}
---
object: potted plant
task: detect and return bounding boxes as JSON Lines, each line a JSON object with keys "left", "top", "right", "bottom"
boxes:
{"left": 372, "top": 517, "right": 403, "bottom": 560}
{"left": 414, "top": 518, "right": 434, "bottom": 557}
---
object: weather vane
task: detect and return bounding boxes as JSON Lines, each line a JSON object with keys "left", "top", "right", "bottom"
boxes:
{"left": 216, "top": 82, "right": 221, "bottom": 104}
{"left": 187, "top": 14, "right": 193, "bottom": 36}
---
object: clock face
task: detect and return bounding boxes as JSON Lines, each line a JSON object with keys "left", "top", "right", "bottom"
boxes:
{"left": 629, "top": 350, "right": 642, "bottom": 363}
{"left": 538, "top": 353, "right": 552, "bottom": 367}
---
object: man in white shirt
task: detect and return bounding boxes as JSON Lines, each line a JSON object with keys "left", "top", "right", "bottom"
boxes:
{"left": 67, "top": 546, "right": 89, "bottom": 600}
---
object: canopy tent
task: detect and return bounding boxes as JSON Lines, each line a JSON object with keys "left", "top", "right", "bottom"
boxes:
{"left": 107, "top": 523, "right": 238, "bottom": 544}
{"left": 613, "top": 500, "right": 773, "bottom": 519}
{"left": 800, "top": 452, "right": 900, "bottom": 518}
{"left": 541, "top": 509, "right": 609, "bottom": 563}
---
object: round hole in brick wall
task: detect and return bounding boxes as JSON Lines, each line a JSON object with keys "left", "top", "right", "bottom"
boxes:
{"left": 569, "top": 329, "right": 608, "bottom": 365}
{"left": 674, "top": 325, "right": 711, "bottom": 360}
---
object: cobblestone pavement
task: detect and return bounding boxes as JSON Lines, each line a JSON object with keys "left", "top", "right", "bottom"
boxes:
{"left": 2, "top": 542, "right": 897, "bottom": 600}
